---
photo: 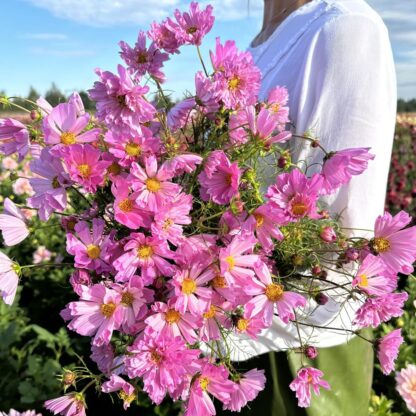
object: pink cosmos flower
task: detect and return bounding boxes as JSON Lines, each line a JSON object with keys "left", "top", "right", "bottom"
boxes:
{"left": 234, "top": 311, "right": 268, "bottom": 339}
{"left": 113, "top": 232, "right": 175, "bottom": 283}
{"left": 199, "top": 296, "right": 231, "bottom": 342}
{"left": 210, "top": 38, "right": 261, "bottom": 110}
{"left": 69, "top": 269, "right": 92, "bottom": 296}
{"left": 63, "top": 284, "right": 123, "bottom": 346}
{"left": 66, "top": 219, "right": 115, "bottom": 273}
{"left": 102, "top": 374, "right": 136, "bottom": 410}
{"left": 264, "top": 86, "right": 290, "bottom": 124}
{"left": 44, "top": 393, "right": 86, "bottom": 416}
{"left": 130, "top": 155, "right": 181, "bottom": 212}
{"left": 0, "top": 198, "right": 29, "bottom": 246}
{"left": 266, "top": 169, "right": 323, "bottom": 222}
{"left": 90, "top": 343, "right": 117, "bottom": 376}
{"left": 352, "top": 254, "right": 396, "bottom": 296}
{"left": 1, "top": 410, "right": 42, "bottom": 416}
{"left": 104, "top": 127, "right": 161, "bottom": 168}
{"left": 321, "top": 147, "right": 375, "bottom": 194}
{"left": 198, "top": 150, "right": 241, "bottom": 205}
{"left": 245, "top": 261, "right": 306, "bottom": 326}
{"left": 148, "top": 19, "right": 183, "bottom": 54}
{"left": 244, "top": 203, "right": 285, "bottom": 253}
{"left": 0, "top": 118, "right": 30, "bottom": 161}
{"left": 61, "top": 144, "right": 110, "bottom": 193}
{"left": 172, "top": 261, "right": 214, "bottom": 315}
{"left": 173, "top": 2, "right": 214, "bottom": 46}
{"left": 289, "top": 367, "right": 330, "bottom": 408}
{"left": 246, "top": 106, "right": 292, "bottom": 148}
{"left": 353, "top": 292, "right": 408, "bottom": 328}
{"left": 111, "top": 181, "right": 152, "bottom": 229}
{"left": 152, "top": 193, "right": 192, "bottom": 245}
{"left": 119, "top": 30, "right": 169, "bottom": 82}
{"left": 33, "top": 246, "right": 52, "bottom": 264}
{"left": 145, "top": 301, "right": 201, "bottom": 344}
{"left": 396, "top": 364, "right": 416, "bottom": 413}
{"left": 112, "top": 276, "right": 151, "bottom": 334}
{"left": 2, "top": 156, "right": 18, "bottom": 170}
{"left": 372, "top": 211, "right": 416, "bottom": 274}
{"left": 126, "top": 331, "right": 200, "bottom": 404}
{"left": 12, "top": 178, "right": 33, "bottom": 196}
{"left": 219, "top": 235, "right": 258, "bottom": 285}
{"left": 0, "top": 252, "right": 19, "bottom": 305}
{"left": 377, "top": 329, "right": 404, "bottom": 375}
{"left": 163, "top": 153, "right": 203, "bottom": 176}
{"left": 185, "top": 359, "right": 235, "bottom": 416}
{"left": 28, "top": 147, "right": 71, "bottom": 221}
{"left": 175, "top": 234, "right": 218, "bottom": 266}
{"left": 89, "top": 64, "right": 156, "bottom": 133}
{"left": 42, "top": 102, "right": 99, "bottom": 153}
{"left": 167, "top": 98, "right": 196, "bottom": 131}
{"left": 229, "top": 109, "right": 250, "bottom": 145}
{"left": 223, "top": 369, "right": 266, "bottom": 412}
{"left": 195, "top": 72, "right": 219, "bottom": 115}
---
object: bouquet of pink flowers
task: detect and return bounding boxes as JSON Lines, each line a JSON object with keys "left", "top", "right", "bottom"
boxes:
{"left": 0, "top": 2, "right": 415, "bottom": 415}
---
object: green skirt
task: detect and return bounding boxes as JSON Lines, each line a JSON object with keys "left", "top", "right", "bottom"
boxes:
{"left": 218, "top": 332, "right": 373, "bottom": 416}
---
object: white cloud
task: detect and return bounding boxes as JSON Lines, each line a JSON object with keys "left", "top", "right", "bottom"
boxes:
{"left": 24, "top": 0, "right": 261, "bottom": 26}
{"left": 20, "top": 32, "right": 69, "bottom": 40}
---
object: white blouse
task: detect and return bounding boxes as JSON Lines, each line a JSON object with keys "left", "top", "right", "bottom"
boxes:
{"left": 229, "top": 0, "right": 397, "bottom": 360}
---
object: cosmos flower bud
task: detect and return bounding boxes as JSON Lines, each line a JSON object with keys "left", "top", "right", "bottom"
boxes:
{"left": 315, "top": 293, "right": 328, "bottom": 305}
{"left": 304, "top": 346, "right": 318, "bottom": 359}
{"left": 320, "top": 226, "right": 337, "bottom": 243}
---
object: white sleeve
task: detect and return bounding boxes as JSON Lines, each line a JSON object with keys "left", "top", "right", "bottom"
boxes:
{"left": 228, "top": 13, "right": 397, "bottom": 361}
{"left": 294, "top": 12, "right": 397, "bottom": 232}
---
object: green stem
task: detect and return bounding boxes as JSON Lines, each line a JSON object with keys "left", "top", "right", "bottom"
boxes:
{"left": 196, "top": 45, "right": 209, "bottom": 77}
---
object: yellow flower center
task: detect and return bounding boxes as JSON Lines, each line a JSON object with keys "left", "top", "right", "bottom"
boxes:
{"left": 228, "top": 76, "right": 241, "bottom": 90}
{"left": 121, "top": 291, "right": 134, "bottom": 307}
{"left": 265, "top": 283, "right": 284, "bottom": 302}
{"left": 253, "top": 213, "right": 264, "bottom": 227}
{"left": 212, "top": 275, "right": 227, "bottom": 289}
{"left": 108, "top": 162, "right": 122, "bottom": 175}
{"left": 165, "top": 309, "right": 181, "bottom": 324}
{"left": 358, "top": 274, "right": 368, "bottom": 287}
{"left": 125, "top": 142, "right": 141, "bottom": 157}
{"left": 307, "top": 374, "right": 313, "bottom": 383}
{"left": 60, "top": 132, "right": 76, "bottom": 145}
{"left": 163, "top": 218, "right": 174, "bottom": 230}
{"left": 86, "top": 244, "right": 101, "bottom": 259}
{"left": 225, "top": 256, "right": 235, "bottom": 271}
{"left": 119, "top": 390, "right": 136, "bottom": 404}
{"left": 150, "top": 350, "right": 162, "bottom": 365}
{"left": 146, "top": 178, "right": 161, "bottom": 192}
{"left": 270, "top": 103, "right": 280, "bottom": 113}
{"left": 186, "top": 26, "right": 198, "bottom": 34}
{"left": 203, "top": 305, "right": 217, "bottom": 319}
{"left": 199, "top": 376, "right": 210, "bottom": 391}
{"left": 137, "top": 245, "right": 153, "bottom": 259}
{"left": 137, "top": 51, "right": 148, "bottom": 64}
{"left": 100, "top": 302, "right": 116, "bottom": 318}
{"left": 236, "top": 318, "right": 249, "bottom": 332}
{"left": 225, "top": 173, "right": 233, "bottom": 185}
{"left": 77, "top": 164, "right": 91, "bottom": 178}
{"left": 118, "top": 198, "right": 133, "bottom": 212}
{"left": 182, "top": 278, "right": 197, "bottom": 295}
{"left": 52, "top": 176, "right": 60, "bottom": 189}
{"left": 291, "top": 202, "right": 308, "bottom": 216}
{"left": 373, "top": 237, "right": 391, "bottom": 253}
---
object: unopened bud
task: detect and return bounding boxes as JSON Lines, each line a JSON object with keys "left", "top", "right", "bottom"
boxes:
{"left": 311, "top": 139, "right": 320, "bottom": 148}
{"left": 304, "top": 346, "right": 318, "bottom": 359}
{"left": 311, "top": 265, "right": 322, "bottom": 276}
{"left": 63, "top": 371, "right": 76, "bottom": 386}
{"left": 315, "top": 292, "right": 328, "bottom": 305}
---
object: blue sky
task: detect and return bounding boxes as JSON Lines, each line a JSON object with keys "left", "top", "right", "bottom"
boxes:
{"left": 1, "top": 0, "right": 415, "bottom": 100}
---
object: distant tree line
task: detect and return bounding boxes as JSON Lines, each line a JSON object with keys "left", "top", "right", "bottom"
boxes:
{"left": 397, "top": 98, "right": 416, "bottom": 113}
{"left": 0, "top": 83, "right": 95, "bottom": 113}
{"left": 1, "top": 84, "right": 416, "bottom": 113}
